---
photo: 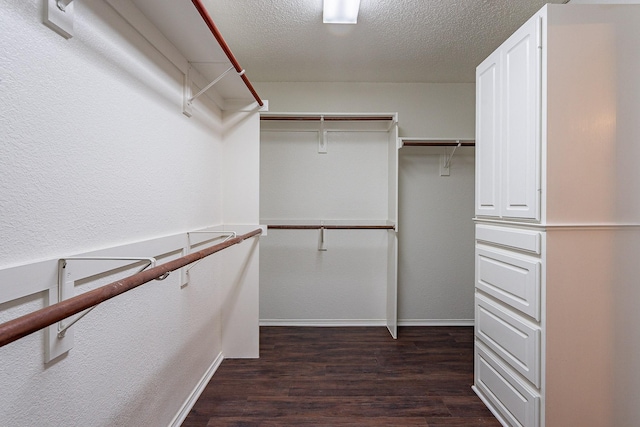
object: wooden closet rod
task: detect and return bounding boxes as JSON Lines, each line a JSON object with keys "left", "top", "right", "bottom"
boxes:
{"left": 402, "top": 140, "right": 475, "bottom": 147}
{"left": 191, "top": 0, "right": 264, "bottom": 107}
{"left": 0, "top": 228, "right": 262, "bottom": 349}
{"left": 268, "top": 225, "right": 395, "bottom": 230}
{"left": 261, "top": 115, "right": 395, "bottom": 122}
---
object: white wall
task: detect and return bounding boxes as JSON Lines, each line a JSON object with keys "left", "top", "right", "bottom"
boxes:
{"left": 256, "top": 82, "right": 476, "bottom": 324}
{"left": 256, "top": 82, "right": 474, "bottom": 137}
{"left": 399, "top": 146, "right": 475, "bottom": 324}
{"left": 0, "top": 1, "right": 259, "bottom": 426}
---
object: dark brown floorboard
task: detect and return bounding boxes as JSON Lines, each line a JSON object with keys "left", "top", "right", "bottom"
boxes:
{"left": 182, "top": 326, "right": 500, "bottom": 427}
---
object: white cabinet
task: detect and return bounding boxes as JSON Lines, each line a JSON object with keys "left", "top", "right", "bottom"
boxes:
{"left": 474, "top": 223, "right": 543, "bottom": 427}
{"left": 474, "top": 4, "right": 640, "bottom": 427}
{"left": 475, "top": 50, "right": 501, "bottom": 218}
{"left": 475, "top": 15, "right": 540, "bottom": 221}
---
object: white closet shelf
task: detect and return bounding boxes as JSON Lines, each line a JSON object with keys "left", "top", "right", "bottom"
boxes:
{"left": 260, "top": 113, "right": 397, "bottom": 132}
{"left": 267, "top": 225, "right": 395, "bottom": 230}
{"left": 264, "top": 219, "right": 395, "bottom": 228}
{"left": 109, "top": 0, "right": 263, "bottom": 110}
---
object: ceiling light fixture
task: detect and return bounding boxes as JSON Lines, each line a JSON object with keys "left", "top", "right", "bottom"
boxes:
{"left": 323, "top": 0, "right": 361, "bottom": 24}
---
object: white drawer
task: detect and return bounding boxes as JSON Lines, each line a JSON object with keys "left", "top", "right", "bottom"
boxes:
{"left": 476, "top": 224, "right": 542, "bottom": 255}
{"left": 476, "top": 246, "right": 541, "bottom": 320}
{"left": 475, "top": 342, "right": 540, "bottom": 427}
{"left": 476, "top": 294, "right": 541, "bottom": 387}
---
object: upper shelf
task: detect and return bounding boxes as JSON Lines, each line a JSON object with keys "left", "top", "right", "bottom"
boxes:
{"left": 260, "top": 113, "right": 397, "bottom": 132}
{"left": 108, "top": 0, "right": 263, "bottom": 110}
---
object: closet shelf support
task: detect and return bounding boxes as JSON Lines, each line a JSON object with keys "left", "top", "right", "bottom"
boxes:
{"left": 444, "top": 140, "right": 462, "bottom": 169}
{"left": 318, "top": 223, "right": 327, "bottom": 251}
{"left": 56, "top": 0, "right": 73, "bottom": 11}
{"left": 56, "top": 257, "right": 166, "bottom": 338}
{"left": 319, "top": 115, "right": 328, "bottom": 154}
{"left": 185, "top": 231, "right": 237, "bottom": 277}
{"left": 51, "top": 256, "right": 165, "bottom": 361}
{"left": 188, "top": 65, "right": 235, "bottom": 103}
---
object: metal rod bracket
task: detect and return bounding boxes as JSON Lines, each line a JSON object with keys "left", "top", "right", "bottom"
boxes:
{"left": 183, "top": 65, "right": 234, "bottom": 116}
{"left": 318, "top": 116, "right": 328, "bottom": 154}
{"left": 440, "top": 140, "right": 461, "bottom": 176}
{"left": 47, "top": 257, "right": 159, "bottom": 362}
{"left": 318, "top": 223, "right": 328, "bottom": 251}
{"left": 183, "top": 231, "right": 237, "bottom": 287}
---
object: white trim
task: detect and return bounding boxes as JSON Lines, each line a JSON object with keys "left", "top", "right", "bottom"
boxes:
{"left": 168, "top": 351, "right": 224, "bottom": 427}
{"left": 259, "top": 319, "right": 474, "bottom": 327}
{"left": 474, "top": 218, "right": 640, "bottom": 230}
{"left": 260, "top": 319, "right": 386, "bottom": 327}
{"left": 398, "top": 319, "right": 475, "bottom": 327}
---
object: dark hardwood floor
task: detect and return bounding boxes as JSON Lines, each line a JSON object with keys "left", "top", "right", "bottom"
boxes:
{"left": 182, "top": 326, "right": 501, "bottom": 427}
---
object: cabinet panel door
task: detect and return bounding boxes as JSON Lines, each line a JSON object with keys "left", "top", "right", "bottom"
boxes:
{"left": 475, "top": 50, "right": 501, "bottom": 218}
{"left": 475, "top": 342, "right": 541, "bottom": 427}
{"left": 501, "top": 15, "right": 541, "bottom": 220}
{"left": 476, "top": 246, "right": 541, "bottom": 320}
{"left": 476, "top": 224, "right": 542, "bottom": 255}
{"left": 476, "top": 294, "right": 541, "bottom": 387}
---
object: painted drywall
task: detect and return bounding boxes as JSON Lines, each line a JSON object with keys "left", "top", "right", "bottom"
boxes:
{"left": 256, "top": 82, "right": 476, "bottom": 324}
{"left": 255, "top": 82, "right": 474, "bottom": 137}
{"left": 399, "top": 146, "right": 475, "bottom": 323}
{"left": 0, "top": 1, "right": 259, "bottom": 426}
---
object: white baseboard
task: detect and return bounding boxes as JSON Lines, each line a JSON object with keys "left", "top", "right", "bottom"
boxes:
{"left": 259, "top": 319, "right": 474, "bottom": 327}
{"left": 169, "top": 351, "right": 224, "bottom": 427}
{"left": 398, "top": 319, "right": 474, "bottom": 327}
{"left": 260, "top": 319, "right": 387, "bottom": 327}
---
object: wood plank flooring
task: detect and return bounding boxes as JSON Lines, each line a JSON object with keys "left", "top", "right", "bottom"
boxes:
{"left": 182, "top": 326, "right": 500, "bottom": 427}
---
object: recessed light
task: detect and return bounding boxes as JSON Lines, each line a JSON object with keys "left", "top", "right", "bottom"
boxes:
{"left": 323, "top": 0, "right": 361, "bottom": 24}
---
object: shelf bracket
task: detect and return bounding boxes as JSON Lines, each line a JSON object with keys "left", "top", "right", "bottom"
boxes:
{"left": 318, "top": 115, "right": 328, "bottom": 154}
{"left": 183, "top": 231, "right": 237, "bottom": 287}
{"left": 318, "top": 223, "right": 328, "bottom": 251}
{"left": 183, "top": 65, "right": 236, "bottom": 116}
{"left": 440, "top": 140, "right": 461, "bottom": 176}
{"left": 43, "top": 0, "right": 74, "bottom": 39}
{"left": 47, "top": 257, "right": 164, "bottom": 363}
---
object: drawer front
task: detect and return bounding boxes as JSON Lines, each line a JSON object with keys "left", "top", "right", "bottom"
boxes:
{"left": 475, "top": 342, "right": 540, "bottom": 427}
{"left": 476, "top": 247, "right": 541, "bottom": 320}
{"left": 476, "top": 294, "right": 541, "bottom": 387}
{"left": 476, "top": 224, "right": 542, "bottom": 254}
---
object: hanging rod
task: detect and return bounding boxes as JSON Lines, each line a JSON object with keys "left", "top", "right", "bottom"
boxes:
{"left": 0, "top": 228, "right": 262, "bottom": 349}
{"left": 261, "top": 115, "right": 395, "bottom": 122}
{"left": 401, "top": 139, "right": 475, "bottom": 147}
{"left": 191, "top": 0, "right": 263, "bottom": 107}
{"left": 267, "top": 225, "right": 395, "bottom": 230}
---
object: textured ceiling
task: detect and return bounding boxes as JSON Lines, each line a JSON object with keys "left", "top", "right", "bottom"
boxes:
{"left": 202, "top": 0, "right": 567, "bottom": 83}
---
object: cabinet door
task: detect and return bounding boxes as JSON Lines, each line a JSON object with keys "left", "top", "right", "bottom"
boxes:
{"left": 475, "top": 50, "right": 501, "bottom": 218}
{"left": 500, "top": 15, "right": 541, "bottom": 220}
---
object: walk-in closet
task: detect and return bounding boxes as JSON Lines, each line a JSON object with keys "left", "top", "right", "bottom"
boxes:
{"left": 3, "top": 1, "right": 640, "bottom": 426}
